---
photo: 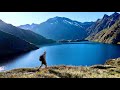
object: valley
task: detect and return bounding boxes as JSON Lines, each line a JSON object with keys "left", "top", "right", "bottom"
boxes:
{"left": 0, "top": 12, "right": 120, "bottom": 78}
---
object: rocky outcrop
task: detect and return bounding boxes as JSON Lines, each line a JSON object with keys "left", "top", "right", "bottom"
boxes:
{"left": 105, "top": 57, "right": 120, "bottom": 67}
{"left": 87, "top": 17, "right": 120, "bottom": 44}
{"left": 86, "top": 12, "right": 120, "bottom": 41}
{"left": 90, "top": 65, "right": 116, "bottom": 69}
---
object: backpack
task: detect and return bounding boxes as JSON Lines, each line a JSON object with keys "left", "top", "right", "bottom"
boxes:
{"left": 39, "top": 55, "right": 43, "bottom": 61}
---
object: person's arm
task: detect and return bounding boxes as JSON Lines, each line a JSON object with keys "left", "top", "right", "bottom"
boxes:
{"left": 43, "top": 53, "right": 46, "bottom": 60}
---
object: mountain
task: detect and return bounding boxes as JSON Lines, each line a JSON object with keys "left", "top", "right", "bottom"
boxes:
{"left": 86, "top": 12, "right": 120, "bottom": 40}
{"left": 19, "top": 16, "right": 94, "bottom": 40}
{"left": 19, "top": 23, "right": 38, "bottom": 30}
{"left": 0, "top": 30, "right": 38, "bottom": 58}
{"left": 88, "top": 17, "right": 120, "bottom": 44}
{"left": 0, "top": 20, "right": 55, "bottom": 45}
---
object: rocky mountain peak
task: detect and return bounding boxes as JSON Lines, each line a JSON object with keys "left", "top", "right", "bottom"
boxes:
{"left": 103, "top": 14, "right": 109, "bottom": 20}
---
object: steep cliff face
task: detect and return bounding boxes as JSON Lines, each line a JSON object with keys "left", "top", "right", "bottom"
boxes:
{"left": 86, "top": 12, "right": 120, "bottom": 40}
{"left": 90, "top": 17, "right": 120, "bottom": 44}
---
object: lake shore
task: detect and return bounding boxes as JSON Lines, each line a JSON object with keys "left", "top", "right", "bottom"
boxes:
{"left": 0, "top": 58, "right": 120, "bottom": 78}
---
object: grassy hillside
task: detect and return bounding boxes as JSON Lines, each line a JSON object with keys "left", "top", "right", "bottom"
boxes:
{"left": 0, "top": 20, "right": 55, "bottom": 45}
{"left": 86, "top": 12, "right": 120, "bottom": 41}
{"left": 0, "top": 30, "right": 38, "bottom": 57}
{"left": 88, "top": 18, "right": 120, "bottom": 44}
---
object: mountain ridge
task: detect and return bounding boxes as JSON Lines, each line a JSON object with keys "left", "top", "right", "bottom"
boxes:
{"left": 19, "top": 16, "right": 94, "bottom": 40}
{"left": 19, "top": 13, "right": 120, "bottom": 44}
{"left": 86, "top": 12, "right": 120, "bottom": 40}
{"left": 88, "top": 17, "right": 120, "bottom": 44}
{"left": 0, "top": 20, "right": 55, "bottom": 45}
{"left": 0, "top": 19, "right": 55, "bottom": 58}
{"left": 0, "top": 29, "right": 38, "bottom": 58}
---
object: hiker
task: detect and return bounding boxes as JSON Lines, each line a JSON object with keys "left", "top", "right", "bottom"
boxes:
{"left": 38, "top": 51, "right": 47, "bottom": 70}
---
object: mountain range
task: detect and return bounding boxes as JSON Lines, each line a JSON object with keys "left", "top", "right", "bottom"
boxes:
{"left": 86, "top": 12, "right": 120, "bottom": 44}
{"left": 1, "top": 12, "right": 120, "bottom": 58}
{"left": 19, "top": 13, "right": 120, "bottom": 44}
{"left": 19, "top": 16, "right": 94, "bottom": 40}
{"left": 19, "top": 12, "right": 120, "bottom": 44}
{"left": 0, "top": 20, "right": 55, "bottom": 58}
{"left": 0, "top": 20, "right": 54, "bottom": 45}
{"left": 87, "top": 15, "right": 120, "bottom": 44}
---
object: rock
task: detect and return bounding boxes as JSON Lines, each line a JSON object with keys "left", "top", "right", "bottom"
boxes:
{"left": 90, "top": 64, "right": 116, "bottom": 69}
{"left": 86, "top": 12, "right": 120, "bottom": 44}
{"left": 105, "top": 58, "right": 120, "bottom": 67}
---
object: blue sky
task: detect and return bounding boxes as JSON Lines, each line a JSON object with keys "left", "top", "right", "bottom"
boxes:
{"left": 0, "top": 12, "right": 117, "bottom": 26}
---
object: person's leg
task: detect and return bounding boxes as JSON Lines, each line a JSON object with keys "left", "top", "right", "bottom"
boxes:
{"left": 45, "top": 65, "right": 47, "bottom": 68}
{"left": 45, "top": 63, "right": 47, "bottom": 68}
{"left": 38, "top": 63, "right": 43, "bottom": 70}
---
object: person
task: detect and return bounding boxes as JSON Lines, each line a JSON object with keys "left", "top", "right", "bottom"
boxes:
{"left": 38, "top": 51, "right": 47, "bottom": 70}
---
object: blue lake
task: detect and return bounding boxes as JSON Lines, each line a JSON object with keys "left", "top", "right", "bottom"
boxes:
{"left": 1, "top": 41, "right": 120, "bottom": 71}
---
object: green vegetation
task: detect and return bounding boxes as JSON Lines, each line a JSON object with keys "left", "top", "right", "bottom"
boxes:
{"left": 0, "top": 20, "right": 55, "bottom": 46}
{"left": 1, "top": 58, "right": 120, "bottom": 78}
{"left": 86, "top": 13, "right": 120, "bottom": 44}
{"left": 86, "top": 12, "right": 120, "bottom": 43}
{"left": 87, "top": 19, "right": 120, "bottom": 44}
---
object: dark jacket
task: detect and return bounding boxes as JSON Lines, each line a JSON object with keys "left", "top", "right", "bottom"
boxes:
{"left": 39, "top": 53, "right": 47, "bottom": 65}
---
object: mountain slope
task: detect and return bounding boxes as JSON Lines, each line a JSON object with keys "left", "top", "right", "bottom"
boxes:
{"left": 0, "top": 20, "right": 55, "bottom": 45}
{"left": 86, "top": 12, "right": 120, "bottom": 40}
{"left": 19, "top": 23, "right": 38, "bottom": 30}
{"left": 19, "top": 16, "right": 94, "bottom": 40}
{"left": 0, "top": 30, "right": 38, "bottom": 57}
{"left": 89, "top": 17, "right": 120, "bottom": 44}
